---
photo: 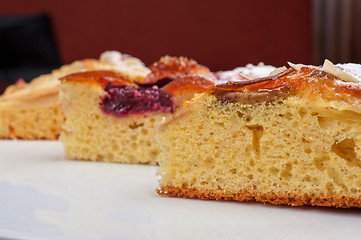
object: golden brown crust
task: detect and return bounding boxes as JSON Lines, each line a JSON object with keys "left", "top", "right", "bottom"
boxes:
{"left": 211, "top": 67, "right": 361, "bottom": 104}
{"left": 59, "top": 71, "right": 134, "bottom": 86}
{"left": 145, "top": 56, "right": 212, "bottom": 84}
{"left": 162, "top": 75, "right": 215, "bottom": 95}
{"left": 157, "top": 186, "right": 361, "bottom": 208}
{"left": 161, "top": 75, "right": 215, "bottom": 108}
{"left": 0, "top": 76, "right": 59, "bottom": 102}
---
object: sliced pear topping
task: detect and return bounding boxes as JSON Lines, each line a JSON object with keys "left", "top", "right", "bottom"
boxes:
{"left": 269, "top": 66, "right": 288, "bottom": 76}
{"left": 323, "top": 59, "right": 359, "bottom": 83}
{"left": 287, "top": 62, "right": 305, "bottom": 71}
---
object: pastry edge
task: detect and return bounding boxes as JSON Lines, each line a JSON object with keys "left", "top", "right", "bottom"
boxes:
{"left": 157, "top": 186, "right": 361, "bottom": 208}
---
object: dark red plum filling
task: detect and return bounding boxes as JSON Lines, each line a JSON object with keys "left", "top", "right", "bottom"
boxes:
{"left": 100, "top": 82, "right": 173, "bottom": 117}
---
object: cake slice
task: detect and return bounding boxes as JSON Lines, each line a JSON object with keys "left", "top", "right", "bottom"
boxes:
{"left": 59, "top": 56, "right": 215, "bottom": 164}
{"left": 0, "top": 51, "right": 149, "bottom": 139}
{"left": 156, "top": 60, "right": 361, "bottom": 208}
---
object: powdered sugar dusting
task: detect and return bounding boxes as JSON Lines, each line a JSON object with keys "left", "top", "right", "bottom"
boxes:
{"left": 98, "top": 50, "right": 150, "bottom": 80}
{"left": 100, "top": 51, "right": 123, "bottom": 64}
{"left": 320, "top": 63, "right": 361, "bottom": 91}
{"left": 215, "top": 63, "right": 276, "bottom": 84}
{"left": 336, "top": 63, "right": 361, "bottom": 83}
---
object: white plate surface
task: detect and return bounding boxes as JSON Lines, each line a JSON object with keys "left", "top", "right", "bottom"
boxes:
{"left": 1, "top": 140, "right": 361, "bottom": 240}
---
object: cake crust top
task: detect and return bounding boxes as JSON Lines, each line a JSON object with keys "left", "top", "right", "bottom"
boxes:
{"left": 0, "top": 51, "right": 149, "bottom": 103}
{"left": 144, "top": 56, "right": 213, "bottom": 84}
{"left": 59, "top": 71, "right": 134, "bottom": 87}
{"left": 212, "top": 65, "right": 361, "bottom": 104}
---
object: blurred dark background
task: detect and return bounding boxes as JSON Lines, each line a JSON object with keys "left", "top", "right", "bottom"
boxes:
{"left": 0, "top": 0, "right": 360, "bottom": 93}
